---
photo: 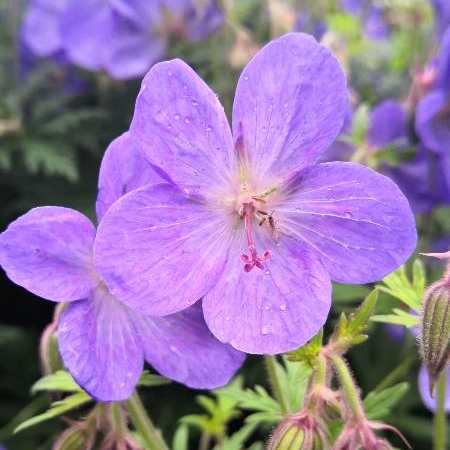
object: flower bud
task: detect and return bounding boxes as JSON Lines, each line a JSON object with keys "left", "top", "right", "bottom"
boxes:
{"left": 53, "top": 425, "right": 90, "bottom": 450}
{"left": 266, "top": 414, "right": 328, "bottom": 450}
{"left": 419, "top": 281, "right": 450, "bottom": 395}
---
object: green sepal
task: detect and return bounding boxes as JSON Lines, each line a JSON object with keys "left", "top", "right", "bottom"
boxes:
{"left": 285, "top": 329, "right": 323, "bottom": 367}
{"left": 138, "top": 370, "right": 171, "bottom": 387}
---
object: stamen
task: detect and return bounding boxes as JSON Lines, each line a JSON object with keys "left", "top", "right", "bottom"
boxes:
{"left": 241, "top": 202, "right": 271, "bottom": 272}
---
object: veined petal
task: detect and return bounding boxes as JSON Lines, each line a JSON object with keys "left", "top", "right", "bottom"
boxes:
{"left": 58, "top": 287, "right": 143, "bottom": 402}
{"left": 203, "top": 235, "right": 331, "bottom": 354}
{"left": 94, "top": 183, "right": 231, "bottom": 316}
{"left": 133, "top": 302, "right": 245, "bottom": 389}
{"left": 232, "top": 33, "right": 347, "bottom": 179}
{"left": 276, "top": 162, "right": 416, "bottom": 284}
{"left": 0, "top": 207, "right": 97, "bottom": 302}
{"left": 96, "top": 132, "right": 163, "bottom": 222}
{"left": 129, "top": 59, "right": 236, "bottom": 198}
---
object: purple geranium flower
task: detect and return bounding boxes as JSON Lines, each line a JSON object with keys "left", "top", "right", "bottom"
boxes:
{"left": 93, "top": 33, "right": 417, "bottom": 355}
{"left": 0, "top": 132, "right": 244, "bottom": 401}
{"left": 59, "top": 0, "right": 223, "bottom": 79}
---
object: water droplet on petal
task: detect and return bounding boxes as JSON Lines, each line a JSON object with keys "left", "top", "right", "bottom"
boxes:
{"left": 225, "top": 316, "right": 230, "bottom": 321}
{"left": 206, "top": 125, "right": 212, "bottom": 132}
{"left": 184, "top": 117, "right": 190, "bottom": 124}
{"left": 279, "top": 304, "right": 287, "bottom": 311}
{"left": 283, "top": 102, "right": 288, "bottom": 108}
{"left": 265, "top": 270, "right": 271, "bottom": 276}
{"left": 344, "top": 212, "right": 353, "bottom": 219}
{"left": 170, "top": 345, "right": 177, "bottom": 352}
{"left": 261, "top": 326, "right": 269, "bottom": 335}
{"left": 174, "top": 113, "right": 180, "bottom": 120}
{"left": 243, "top": 75, "right": 249, "bottom": 81}
{"left": 191, "top": 99, "right": 198, "bottom": 106}
{"left": 183, "top": 84, "right": 188, "bottom": 90}
{"left": 167, "top": 70, "right": 173, "bottom": 76}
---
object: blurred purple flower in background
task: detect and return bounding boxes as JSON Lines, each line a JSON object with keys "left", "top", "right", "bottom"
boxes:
{"left": 0, "top": 132, "right": 244, "bottom": 401}
{"left": 429, "top": 0, "right": 450, "bottom": 37}
{"left": 94, "top": 33, "right": 416, "bottom": 355}
{"left": 21, "top": 0, "right": 224, "bottom": 79}
{"left": 418, "top": 365, "right": 450, "bottom": 412}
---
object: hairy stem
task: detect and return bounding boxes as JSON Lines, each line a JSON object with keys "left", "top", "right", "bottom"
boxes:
{"left": 330, "top": 353, "right": 365, "bottom": 420}
{"left": 265, "top": 355, "right": 291, "bottom": 414}
{"left": 433, "top": 371, "right": 447, "bottom": 450}
{"left": 125, "top": 391, "right": 170, "bottom": 450}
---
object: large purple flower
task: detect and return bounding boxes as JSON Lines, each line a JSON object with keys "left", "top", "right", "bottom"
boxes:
{"left": 94, "top": 33, "right": 417, "bottom": 355}
{"left": 0, "top": 133, "right": 244, "bottom": 401}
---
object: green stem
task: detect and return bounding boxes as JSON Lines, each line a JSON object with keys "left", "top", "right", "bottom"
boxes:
{"left": 373, "top": 354, "right": 417, "bottom": 393}
{"left": 330, "top": 354, "right": 365, "bottom": 420}
{"left": 125, "top": 392, "right": 170, "bottom": 450}
{"left": 265, "top": 355, "right": 291, "bottom": 414}
{"left": 433, "top": 371, "right": 447, "bottom": 450}
{"left": 110, "top": 403, "right": 126, "bottom": 437}
{"left": 306, "top": 354, "right": 327, "bottom": 412}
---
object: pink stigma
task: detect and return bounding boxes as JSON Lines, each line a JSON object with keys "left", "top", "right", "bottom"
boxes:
{"left": 241, "top": 203, "right": 271, "bottom": 272}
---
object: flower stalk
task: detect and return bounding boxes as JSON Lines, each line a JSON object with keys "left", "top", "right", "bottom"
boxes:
{"left": 265, "top": 355, "right": 291, "bottom": 414}
{"left": 433, "top": 370, "right": 447, "bottom": 450}
{"left": 125, "top": 392, "right": 170, "bottom": 450}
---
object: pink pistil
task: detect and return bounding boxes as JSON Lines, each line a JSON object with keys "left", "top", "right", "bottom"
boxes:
{"left": 241, "top": 202, "right": 271, "bottom": 272}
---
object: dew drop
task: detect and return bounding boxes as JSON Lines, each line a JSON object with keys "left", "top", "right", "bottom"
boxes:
{"left": 174, "top": 113, "right": 180, "bottom": 120}
{"left": 344, "top": 212, "right": 353, "bottom": 219}
{"left": 191, "top": 99, "right": 198, "bottom": 106}
{"left": 265, "top": 304, "right": 270, "bottom": 310}
{"left": 261, "top": 326, "right": 269, "bottom": 335}
{"left": 170, "top": 345, "right": 177, "bottom": 352}
{"left": 283, "top": 102, "right": 289, "bottom": 108}
{"left": 183, "top": 84, "right": 188, "bottom": 90}
{"left": 120, "top": 382, "right": 125, "bottom": 387}
{"left": 206, "top": 125, "right": 212, "bottom": 132}
{"left": 167, "top": 70, "right": 173, "bottom": 76}
{"left": 265, "top": 270, "right": 271, "bottom": 276}
{"left": 243, "top": 75, "right": 249, "bottom": 81}
{"left": 184, "top": 117, "right": 191, "bottom": 124}
{"left": 279, "top": 304, "right": 287, "bottom": 311}
{"left": 225, "top": 316, "right": 230, "bottom": 321}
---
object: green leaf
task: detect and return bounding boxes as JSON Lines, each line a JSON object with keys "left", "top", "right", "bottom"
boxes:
{"left": 31, "top": 370, "right": 82, "bottom": 394}
{"left": 138, "top": 370, "right": 171, "bottom": 387}
{"left": 377, "top": 263, "right": 423, "bottom": 311}
{"left": 363, "top": 382, "right": 409, "bottom": 420}
{"left": 14, "top": 392, "right": 92, "bottom": 434}
{"left": 216, "top": 422, "right": 259, "bottom": 450}
{"left": 351, "top": 103, "right": 370, "bottom": 146}
{"left": 371, "top": 309, "right": 420, "bottom": 328}
{"left": 172, "top": 424, "right": 189, "bottom": 450}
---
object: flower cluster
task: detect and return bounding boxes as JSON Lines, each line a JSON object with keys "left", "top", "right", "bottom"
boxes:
{"left": 0, "top": 32, "right": 417, "bottom": 401}
{"left": 21, "top": 0, "right": 224, "bottom": 79}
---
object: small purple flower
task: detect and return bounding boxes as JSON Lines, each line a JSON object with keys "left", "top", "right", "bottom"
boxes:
{"left": 416, "top": 27, "right": 450, "bottom": 154}
{"left": 0, "top": 132, "right": 244, "bottom": 401}
{"left": 94, "top": 33, "right": 417, "bottom": 355}
{"left": 418, "top": 364, "right": 450, "bottom": 412}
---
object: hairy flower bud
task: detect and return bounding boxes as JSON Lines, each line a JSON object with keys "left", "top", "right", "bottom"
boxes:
{"left": 53, "top": 425, "right": 90, "bottom": 450}
{"left": 419, "top": 281, "right": 450, "bottom": 395}
{"left": 266, "top": 413, "right": 328, "bottom": 450}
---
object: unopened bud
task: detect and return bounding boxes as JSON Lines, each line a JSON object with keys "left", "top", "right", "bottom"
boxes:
{"left": 53, "top": 425, "right": 89, "bottom": 450}
{"left": 266, "top": 414, "right": 328, "bottom": 450}
{"left": 419, "top": 281, "right": 450, "bottom": 396}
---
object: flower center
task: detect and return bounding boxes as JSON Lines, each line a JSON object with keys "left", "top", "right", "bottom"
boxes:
{"left": 239, "top": 200, "right": 273, "bottom": 273}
